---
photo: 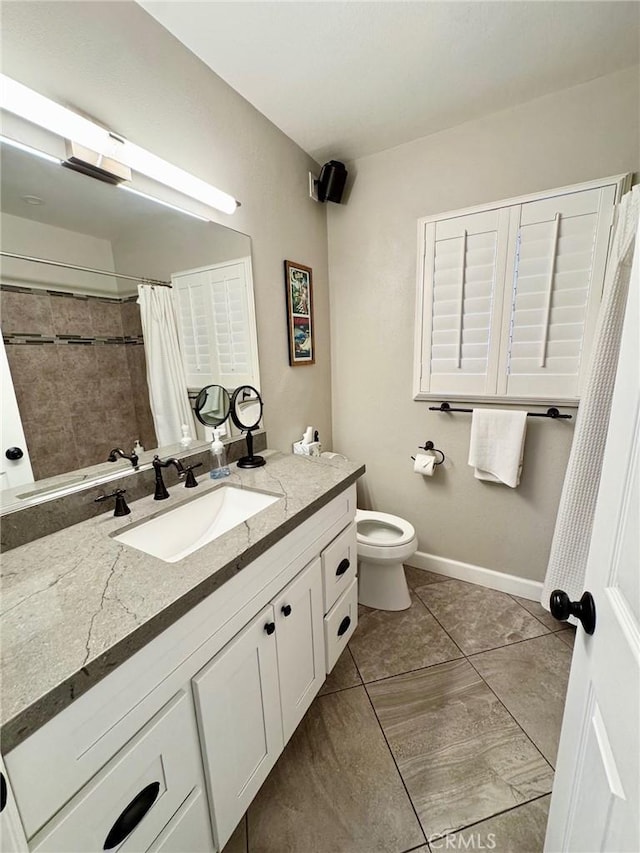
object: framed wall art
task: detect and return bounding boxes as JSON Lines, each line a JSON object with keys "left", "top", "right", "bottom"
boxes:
{"left": 284, "top": 260, "right": 315, "bottom": 366}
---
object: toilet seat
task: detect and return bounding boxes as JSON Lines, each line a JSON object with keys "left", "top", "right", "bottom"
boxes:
{"left": 355, "top": 510, "right": 416, "bottom": 548}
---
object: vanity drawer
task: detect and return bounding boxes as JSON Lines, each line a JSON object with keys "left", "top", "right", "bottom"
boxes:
{"left": 323, "top": 576, "right": 358, "bottom": 673}
{"left": 30, "top": 691, "right": 203, "bottom": 853}
{"left": 146, "top": 787, "right": 213, "bottom": 853}
{"left": 321, "top": 522, "right": 357, "bottom": 612}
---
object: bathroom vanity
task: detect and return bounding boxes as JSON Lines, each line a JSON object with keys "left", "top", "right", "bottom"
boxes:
{"left": 0, "top": 452, "right": 363, "bottom": 852}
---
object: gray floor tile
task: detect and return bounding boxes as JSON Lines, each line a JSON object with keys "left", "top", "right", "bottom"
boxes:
{"left": 511, "top": 596, "right": 564, "bottom": 632}
{"left": 404, "top": 565, "right": 448, "bottom": 590}
{"left": 432, "top": 796, "right": 551, "bottom": 853}
{"left": 222, "top": 815, "right": 247, "bottom": 853}
{"left": 367, "top": 659, "right": 553, "bottom": 839}
{"left": 416, "top": 579, "right": 550, "bottom": 654}
{"left": 247, "top": 686, "right": 425, "bottom": 853}
{"left": 557, "top": 627, "right": 576, "bottom": 649}
{"left": 318, "top": 646, "right": 362, "bottom": 695}
{"left": 349, "top": 593, "right": 462, "bottom": 683}
{"left": 471, "top": 634, "right": 572, "bottom": 766}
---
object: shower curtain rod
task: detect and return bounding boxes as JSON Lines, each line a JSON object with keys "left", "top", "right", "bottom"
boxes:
{"left": 0, "top": 251, "right": 171, "bottom": 287}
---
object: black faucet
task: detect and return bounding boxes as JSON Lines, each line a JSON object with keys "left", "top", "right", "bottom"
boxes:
{"left": 152, "top": 456, "right": 186, "bottom": 500}
{"left": 108, "top": 447, "right": 139, "bottom": 468}
{"left": 95, "top": 488, "right": 130, "bottom": 517}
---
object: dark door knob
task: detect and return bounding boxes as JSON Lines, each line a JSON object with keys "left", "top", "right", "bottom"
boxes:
{"left": 5, "top": 447, "right": 23, "bottom": 460}
{"left": 264, "top": 621, "right": 276, "bottom": 635}
{"left": 281, "top": 604, "right": 292, "bottom": 617}
{"left": 550, "top": 589, "right": 596, "bottom": 635}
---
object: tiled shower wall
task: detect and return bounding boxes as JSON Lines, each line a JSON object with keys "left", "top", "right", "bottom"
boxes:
{"left": 1, "top": 286, "right": 157, "bottom": 480}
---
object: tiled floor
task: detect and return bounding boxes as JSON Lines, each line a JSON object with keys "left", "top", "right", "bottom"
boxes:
{"left": 223, "top": 568, "right": 574, "bottom": 853}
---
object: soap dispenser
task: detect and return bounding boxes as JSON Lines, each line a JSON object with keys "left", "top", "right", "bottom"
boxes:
{"left": 210, "top": 428, "right": 230, "bottom": 479}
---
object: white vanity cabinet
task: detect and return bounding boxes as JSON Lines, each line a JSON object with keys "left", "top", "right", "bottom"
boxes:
{"left": 3, "top": 483, "right": 358, "bottom": 853}
{"left": 193, "top": 557, "right": 325, "bottom": 848}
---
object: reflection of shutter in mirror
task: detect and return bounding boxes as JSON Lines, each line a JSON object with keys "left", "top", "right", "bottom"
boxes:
{"left": 173, "top": 259, "right": 255, "bottom": 391}
{"left": 210, "top": 262, "right": 251, "bottom": 384}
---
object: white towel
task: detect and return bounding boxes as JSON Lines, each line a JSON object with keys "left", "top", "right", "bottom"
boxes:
{"left": 468, "top": 409, "right": 528, "bottom": 488}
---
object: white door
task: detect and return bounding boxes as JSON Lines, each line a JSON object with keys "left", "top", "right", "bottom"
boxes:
{"left": 0, "top": 755, "right": 28, "bottom": 852}
{"left": 0, "top": 336, "right": 34, "bottom": 490}
{"left": 192, "top": 605, "right": 282, "bottom": 851}
{"left": 273, "top": 557, "right": 326, "bottom": 744}
{"left": 545, "top": 231, "right": 640, "bottom": 851}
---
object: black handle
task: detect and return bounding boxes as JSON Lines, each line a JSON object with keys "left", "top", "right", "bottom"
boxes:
{"left": 95, "top": 489, "right": 131, "bottom": 517}
{"left": 550, "top": 589, "right": 596, "bottom": 635}
{"left": 0, "top": 772, "right": 7, "bottom": 813}
{"left": 184, "top": 463, "right": 202, "bottom": 488}
{"left": 5, "top": 447, "right": 23, "bottom": 461}
{"left": 336, "top": 558, "right": 350, "bottom": 577}
{"left": 337, "top": 615, "right": 351, "bottom": 637}
{"left": 264, "top": 621, "right": 276, "bottom": 635}
{"left": 281, "top": 604, "right": 292, "bottom": 617}
{"left": 103, "top": 781, "right": 160, "bottom": 850}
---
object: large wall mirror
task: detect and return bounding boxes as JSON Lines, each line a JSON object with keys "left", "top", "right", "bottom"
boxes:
{"left": 0, "top": 140, "right": 260, "bottom": 508}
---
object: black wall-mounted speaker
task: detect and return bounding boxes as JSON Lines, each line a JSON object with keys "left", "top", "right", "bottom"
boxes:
{"left": 317, "top": 160, "right": 348, "bottom": 204}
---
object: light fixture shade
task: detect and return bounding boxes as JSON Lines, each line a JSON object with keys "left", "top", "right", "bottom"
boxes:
{"left": 0, "top": 74, "right": 239, "bottom": 216}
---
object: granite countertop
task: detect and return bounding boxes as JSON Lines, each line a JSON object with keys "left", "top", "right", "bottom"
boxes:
{"left": 0, "top": 451, "right": 364, "bottom": 752}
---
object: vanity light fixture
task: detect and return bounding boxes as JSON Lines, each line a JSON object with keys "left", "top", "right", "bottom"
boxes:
{"left": 0, "top": 74, "right": 240, "bottom": 215}
{"left": 120, "top": 185, "right": 210, "bottom": 222}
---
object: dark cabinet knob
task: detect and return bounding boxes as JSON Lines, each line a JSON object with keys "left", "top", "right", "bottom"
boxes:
{"left": 5, "top": 447, "right": 23, "bottom": 461}
{"left": 264, "top": 621, "right": 276, "bottom": 635}
{"left": 281, "top": 604, "right": 292, "bottom": 617}
{"left": 103, "top": 781, "right": 160, "bottom": 849}
{"left": 336, "top": 558, "right": 350, "bottom": 577}
{"left": 550, "top": 589, "right": 596, "bottom": 635}
{"left": 0, "top": 772, "right": 7, "bottom": 813}
{"left": 337, "top": 615, "right": 351, "bottom": 637}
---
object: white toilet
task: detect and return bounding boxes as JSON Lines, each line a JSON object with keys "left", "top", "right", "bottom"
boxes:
{"left": 356, "top": 509, "right": 417, "bottom": 611}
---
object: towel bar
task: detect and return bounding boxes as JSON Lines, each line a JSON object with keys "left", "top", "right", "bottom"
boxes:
{"left": 428, "top": 402, "right": 572, "bottom": 419}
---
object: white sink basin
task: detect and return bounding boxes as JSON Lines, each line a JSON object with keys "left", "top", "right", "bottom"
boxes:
{"left": 113, "top": 485, "right": 280, "bottom": 563}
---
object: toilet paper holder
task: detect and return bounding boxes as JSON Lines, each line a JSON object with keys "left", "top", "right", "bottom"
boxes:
{"left": 411, "top": 441, "right": 445, "bottom": 465}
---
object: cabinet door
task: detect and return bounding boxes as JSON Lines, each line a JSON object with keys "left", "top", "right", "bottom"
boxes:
{"left": 192, "top": 606, "right": 282, "bottom": 851}
{"left": 272, "top": 558, "right": 326, "bottom": 743}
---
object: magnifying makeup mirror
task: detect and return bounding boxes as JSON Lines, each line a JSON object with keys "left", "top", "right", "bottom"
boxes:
{"left": 230, "top": 385, "right": 265, "bottom": 468}
{"left": 194, "top": 385, "right": 231, "bottom": 428}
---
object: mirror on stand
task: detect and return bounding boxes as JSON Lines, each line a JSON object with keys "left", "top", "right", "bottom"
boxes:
{"left": 230, "top": 386, "right": 265, "bottom": 468}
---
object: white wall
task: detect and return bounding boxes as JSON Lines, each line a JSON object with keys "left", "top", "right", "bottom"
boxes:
{"left": 1, "top": 213, "right": 118, "bottom": 295}
{"left": 328, "top": 67, "right": 640, "bottom": 582}
{"left": 1, "top": 1, "right": 332, "bottom": 452}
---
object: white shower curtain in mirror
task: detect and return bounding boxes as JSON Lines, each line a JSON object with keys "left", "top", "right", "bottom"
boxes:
{"left": 542, "top": 186, "right": 639, "bottom": 609}
{"left": 137, "top": 284, "right": 196, "bottom": 447}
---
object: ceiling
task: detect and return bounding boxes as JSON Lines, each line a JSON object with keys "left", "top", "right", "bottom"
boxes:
{"left": 139, "top": 1, "right": 640, "bottom": 164}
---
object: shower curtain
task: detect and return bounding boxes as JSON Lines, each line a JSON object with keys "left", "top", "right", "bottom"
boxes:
{"left": 542, "top": 186, "right": 639, "bottom": 608}
{"left": 137, "top": 284, "right": 196, "bottom": 448}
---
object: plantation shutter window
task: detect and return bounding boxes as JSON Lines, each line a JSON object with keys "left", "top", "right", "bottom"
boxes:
{"left": 419, "top": 208, "right": 510, "bottom": 396}
{"left": 499, "top": 186, "right": 617, "bottom": 399}
{"left": 173, "top": 258, "right": 257, "bottom": 391}
{"left": 414, "top": 175, "right": 627, "bottom": 403}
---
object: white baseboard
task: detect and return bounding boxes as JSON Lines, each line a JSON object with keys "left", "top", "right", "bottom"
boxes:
{"left": 406, "top": 551, "right": 543, "bottom": 602}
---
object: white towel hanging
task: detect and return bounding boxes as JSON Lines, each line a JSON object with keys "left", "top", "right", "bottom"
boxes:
{"left": 468, "top": 409, "right": 528, "bottom": 488}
